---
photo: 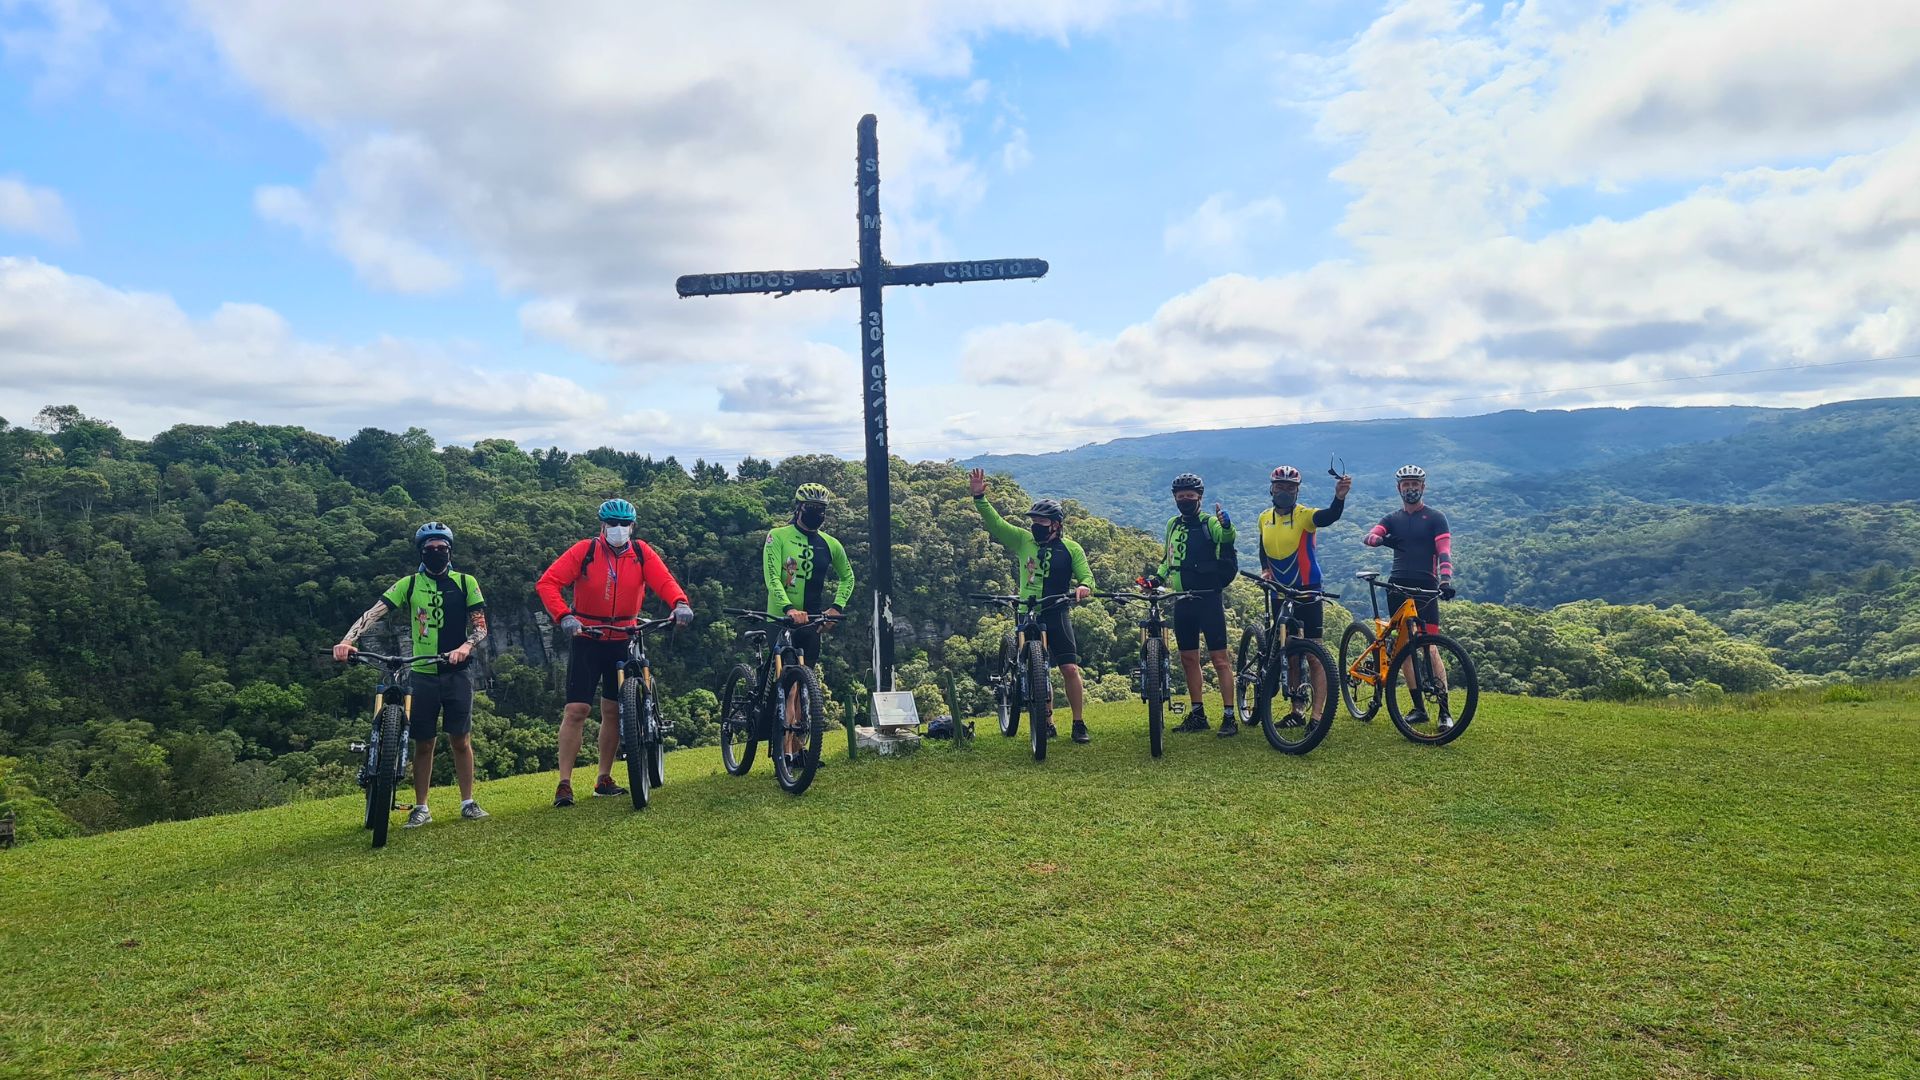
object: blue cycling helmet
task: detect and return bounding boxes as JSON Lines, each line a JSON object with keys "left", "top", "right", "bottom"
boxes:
{"left": 597, "top": 498, "right": 636, "bottom": 523}
{"left": 414, "top": 521, "right": 454, "bottom": 549}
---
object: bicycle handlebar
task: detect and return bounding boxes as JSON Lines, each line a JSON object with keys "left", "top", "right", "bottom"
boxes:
{"left": 723, "top": 608, "right": 846, "bottom": 627}
{"left": 1354, "top": 573, "right": 1449, "bottom": 599}
{"left": 968, "top": 592, "right": 1078, "bottom": 610}
{"left": 333, "top": 650, "right": 446, "bottom": 666}
{"left": 1236, "top": 570, "right": 1340, "bottom": 601}
{"left": 576, "top": 617, "right": 679, "bottom": 639}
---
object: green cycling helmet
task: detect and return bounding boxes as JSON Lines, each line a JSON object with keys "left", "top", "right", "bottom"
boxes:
{"left": 597, "top": 498, "right": 636, "bottom": 523}
{"left": 794, "top": 483, "right": 832, "bottom": 504}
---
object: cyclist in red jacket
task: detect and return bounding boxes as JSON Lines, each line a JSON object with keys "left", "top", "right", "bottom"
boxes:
{"left": 536, "top": 498, "right": 694, "bottom": 807}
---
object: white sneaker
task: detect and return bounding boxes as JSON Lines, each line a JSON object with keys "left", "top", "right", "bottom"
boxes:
{"left": 403, "top": 805, "right": 432, "bottom": 828}
{"left": 460, "top": 801, "right": 489, "bottom": 820}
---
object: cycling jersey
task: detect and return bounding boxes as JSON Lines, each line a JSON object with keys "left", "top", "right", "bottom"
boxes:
{"left": 381, "top": 570, "right": 485, "bottom": 674}
{"left": 763, "top": 523, "right": 855, "bottom": 617}
{"left": 973, "top": 496, "right": 1094, "bottom": 600}
{"left": 1257, "top": 498, "right": 1344, "bottom": 588}
{"left": 1366, "top": 506, "right": 1453, "bottom": 588}
{"left": 1156, "top": 512, "right": 1235, "bottom": 592}
{"left": 536, "top": 537, "right": 689, "bottom": 629}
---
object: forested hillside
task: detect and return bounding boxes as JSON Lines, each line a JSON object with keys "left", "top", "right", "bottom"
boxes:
{"left": 0, "top": 405, "right": 1810, "bottom": 844}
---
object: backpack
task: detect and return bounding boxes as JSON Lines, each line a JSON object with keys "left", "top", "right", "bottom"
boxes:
{"left": 1179, "top": 515, "right": 1238, "bottom": 590}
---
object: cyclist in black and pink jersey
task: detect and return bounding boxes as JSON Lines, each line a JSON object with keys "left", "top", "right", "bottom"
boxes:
{"left": 1363, "top": 463, "right": 1455, "bottom": 723}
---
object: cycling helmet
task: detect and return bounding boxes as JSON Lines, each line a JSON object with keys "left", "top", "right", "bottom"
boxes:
{"left": 794, "top": 482, "right": 832, "bottom": 504}
{"left": 414, "top": 521, "right": 454, "bottom": 549}
{"left": 1027, "top": 498, "right": 1066, "bottom": 522}
{"left": 597, "top": 498, "right": 637, "bottom": 523}
{"left": 1269, "top": 465, "right": 1302, "bottom": 483}
{"left": 1171, "top": 472, "right": 1204, "bottom": 494}
{"left": 1394, "top": 464, "right": 1426, "bottom": 480}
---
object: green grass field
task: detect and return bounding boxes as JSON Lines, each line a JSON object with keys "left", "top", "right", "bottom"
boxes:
{"left": 4, "top": 687, "right": 1917, "bottom": 1079}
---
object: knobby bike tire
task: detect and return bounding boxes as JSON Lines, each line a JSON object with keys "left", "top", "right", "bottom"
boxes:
{"left": 718, "top": 663, "right": 759, "bottom": 776}
{"left": 1235, "top": 625, "right": 1270, "bottom": 728}
{"left": 1339, "top": 621, "right": 1382, "bottom": 722}
{"left": 1383, "top": 632, "right": 1479, "bottom": 745}
{"left": 772, "top": 664, "right": 826, "bottom": 795}
{"left": 1143, "top": 635, "right": 1167, "bottom": 759}
{"left": 1024, "top": 640, "right": 1051, "bottom": 762}
{"left": 996, "top": 630, "right": 1021, "bottom": 737}
{"left": 645, "top": 680, "right": 667, "bottom": 789}
{"left": 619, "top": 677, "right": 650, "bottom": 810}
{"left": 1262, "top": 638, "right": 1337, "bottom": 755}
{"left": 370, "top": 703, "right": 405, "bottom": 849}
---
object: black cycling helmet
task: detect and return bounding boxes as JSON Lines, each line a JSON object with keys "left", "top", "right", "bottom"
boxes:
{"left": 1171, "top": 472, "right": 1204, "bottom": 494}
{"left": 1027, "top": 498, "right": 1065, "bottom": 522}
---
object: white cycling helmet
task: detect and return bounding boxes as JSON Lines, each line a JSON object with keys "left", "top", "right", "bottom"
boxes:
{"left": 1269, "top": 465, "right": 1302, "bottom": 483}
{"left": 1394, "top": 464, "right": 1426, "bottom": 480}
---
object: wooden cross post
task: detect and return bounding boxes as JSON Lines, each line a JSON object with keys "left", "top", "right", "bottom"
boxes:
{"left": 676, "top": 113, "right": 1048, "bottom": 693}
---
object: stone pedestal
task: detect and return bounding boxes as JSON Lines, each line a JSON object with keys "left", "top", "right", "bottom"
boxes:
{"left": 854, "top": 725, "right": 920, "bottom": 756}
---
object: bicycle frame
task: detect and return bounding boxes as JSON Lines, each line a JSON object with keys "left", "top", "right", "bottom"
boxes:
{"left": 1239, "top": 572, "right": 1335, "bottom": 700}
{"left": 727, "top": 610, "right": 842, "bottom": 740}
{"left": 1349, "top": 576, "right": 1437, "bottom": 686}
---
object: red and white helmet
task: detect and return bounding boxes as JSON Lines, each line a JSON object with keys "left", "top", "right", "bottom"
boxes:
{"left": 1269, "top": 465, "right": 1301, "bottom": 483}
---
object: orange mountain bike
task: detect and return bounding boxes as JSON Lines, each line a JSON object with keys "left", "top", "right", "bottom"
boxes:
{"left": 1338, "top": 571, "right": 1478, "bottom": 745}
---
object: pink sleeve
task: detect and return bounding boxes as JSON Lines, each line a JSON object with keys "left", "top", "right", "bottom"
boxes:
{"left": 1364, "top": 524, "right": 1387, "bottom": 547}
{"left": 1435, "top": 533, "right": 1453, "bottom": 576}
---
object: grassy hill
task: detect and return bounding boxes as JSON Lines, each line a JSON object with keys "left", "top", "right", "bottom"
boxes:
{"left": 5, "top": 687, "right": 1916, "bottom": 1078}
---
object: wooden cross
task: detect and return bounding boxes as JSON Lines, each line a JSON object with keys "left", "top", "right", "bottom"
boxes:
{"left": 676, "top": 114, "right": 1049, "bottom": 693}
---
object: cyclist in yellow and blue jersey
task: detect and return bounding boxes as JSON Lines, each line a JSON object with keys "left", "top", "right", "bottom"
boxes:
{"left": 1256, "top": 464, "right": 1352, "bottom": 642}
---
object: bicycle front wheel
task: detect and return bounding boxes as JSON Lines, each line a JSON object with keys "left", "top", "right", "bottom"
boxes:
{"left": 1384, "top": 633, "right": 1479, "bottom": 745}
{"left": 619, "top": 677, "right": 651, "bottom": 810}
{"left": 370, "top": 703, "right": 405, "bottom": 849}
{"left": 772, "top": 665, "right": 825, "bottom": 795}
{"left": 1143, "top": 636, "right": 1167, "bottom": 759}
{"left": 1235, "top": 625, "right": 1269, "bottom": 728}
{"left": 718, "top": 663, "right": 758, "bottom": 776}
{"left": 1262, "top": 638, "right": 1336, "bottom": 755}
{"left": 1024, "top": 640, "right": 1051, "bottom": 762}
{"left": 645, "top": 682, "right": 667, "bottom": 789}
{"left": 1338, "top": 622, "right": 1382, "bottom": 722}
{"left": 996, "top": 630, "right": 1021, "bottom": 737}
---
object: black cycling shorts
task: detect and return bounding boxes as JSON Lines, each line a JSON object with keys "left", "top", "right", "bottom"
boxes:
{"left": 783, "top": 624, "right": 822, "bottom": 667}
{"left": 565, "top": 635, "right": 629, "bottom": 706}
{"left": 408, "top": 666, "right": 474, "bottom": 742}
{"left": 1387, "top": 584, "right": 1441, "bottom": 632}
{"left": 1034, "top": 607, "right": 1080, "bottom": 667}
{"left": 1286, "top": 597, "right": 1325, "bottom": 640}
{"left": 1174, "top": 591, "right": 1229, "bottom": 653}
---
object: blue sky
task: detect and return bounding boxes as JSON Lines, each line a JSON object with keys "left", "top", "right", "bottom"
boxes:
{"left": 3, "top": 1, "right": 1919, "bottom": 460}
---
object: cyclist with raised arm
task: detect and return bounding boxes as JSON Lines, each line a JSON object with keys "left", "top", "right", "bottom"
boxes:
{"left": 968, "top": 468, "right": 1095, "bottom": 744}
{"left": 1151, "top": 473, "right": 1237, "bottom": 734}
{"left": 536, "top": 498, "right": 695, "bottom": 807}
{"left": 1363, "top": 464, "right": 1456, "bottom": 726}
{"left": 331, "top": 522, "right": 489, "bottom": 826}
{"left": 1254, "top": 464, "right": 1352, "bottom": 734}
{"left": 764, "top": 483, "right": 856, "bottom": 764}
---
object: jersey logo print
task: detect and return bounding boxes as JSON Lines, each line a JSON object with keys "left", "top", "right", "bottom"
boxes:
{"left": 783, "top": 555, "right": 799, "bottom": 589}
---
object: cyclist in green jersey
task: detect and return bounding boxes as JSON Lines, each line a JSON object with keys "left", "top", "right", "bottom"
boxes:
{"left": 968, "top": 468, "right": 1096, "bottom": 743}
{"left": 332, "top": 522, "right": 490, "bottom": 826}
{"left": 764, "top": 483, "right": 856, "bottom": 762}
{"left": 1150, "top": 473, "right": 1238, "bottom": 733}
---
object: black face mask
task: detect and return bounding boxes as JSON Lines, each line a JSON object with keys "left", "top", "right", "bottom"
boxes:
{"left": 1030, "top": 523, "right": 1055, "bottom": 543}
{"left": 1271, "top": 493, "right": 1297, "bottom": 512}
{"left": 1401, "top": 488, "right": 1423, "bottom": 506}
{"left": 1176, "top": 497, "right": 1201, "bottom": 517}
{"left": 420, "top": 548, "right": 451, "bottom": 574}
{"left": 797, "top": 505, "right": 827, "bottom": 531}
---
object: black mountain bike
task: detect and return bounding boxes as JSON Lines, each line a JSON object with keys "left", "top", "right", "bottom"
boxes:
{"left": 970, "top": 593, "right": 1075, "bottom": 763}
{"left": 1232, "top": 571, "right": 1338, "bottom": 755}
{"left": 579, "top": 618, "right": 678, "bottom": 809}
{"left": 717, "top": 610, "right": 839, "bottom": 795}
{"left": 337, "top": 650, "right": 441, "bottom": 850}
{"left": 1094, "top": 587, "right": 1206, "bottom": 758}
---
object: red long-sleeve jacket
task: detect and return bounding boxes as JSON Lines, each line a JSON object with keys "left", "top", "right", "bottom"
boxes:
{"left": 536, "top": 537, "right": 689, "bottom": 627}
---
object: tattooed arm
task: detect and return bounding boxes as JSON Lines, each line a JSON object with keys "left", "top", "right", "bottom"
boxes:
{"left": 333, "top": 599, "right": 393, "bottom": 660}
{"left": 466, "top": 609, "right": 489, "bottom": 648}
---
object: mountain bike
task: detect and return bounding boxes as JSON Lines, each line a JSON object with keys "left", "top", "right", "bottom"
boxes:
{"left": 1339, "top": 571, "right": 1479, "bottom": 744}
{"left": 970, "top": 593, "right": 1075, "bottom": 762}
{"left": 716, "top": 610, "right": 840, "bottom": 795}
{"left": 1231, "top": 572, "right": 1338, "bottom": 755}
{"left": 337, "top": 650, "right": 442, "bottom": 850}
{"left": 578, "top": 618, "right": 679, "bottom": 810}
{"left": 1094, "top": 587, "right": 1207, "bottom": 758}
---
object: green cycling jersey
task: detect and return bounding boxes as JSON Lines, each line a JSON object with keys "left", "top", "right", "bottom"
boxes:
{"left": 973, "top": 496, "right": 1094, "bottom": 600}
{"left": 1156, "top": 512, "right": 1236, "bottom": 592}
{"left": 763, "top": 523, "right": 855, "bottom": 617}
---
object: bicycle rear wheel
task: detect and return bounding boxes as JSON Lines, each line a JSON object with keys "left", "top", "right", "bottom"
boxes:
{"left": 772, "top": 665, "right": 825, "bottom": 795}
{"left": 1024, "top": 640, "right": 1051, "bottom": 762}
{"left": 1142, "top": 636, "right": 1167, "bottom": 759}
{"left": 995, "top": 630, "right": 1021, "bottom": 737}
{"left": 718, "top": 663, "right": 758, "bottom": 776}
{"left": 1384, "top": 633, "right": 1479, "bottom": 745}
{"left": 619, "top": 677, "right": 651, "bottom": 809}
{"left": 1263, "top": 638, "right": 1336, "bottom": 755}
{"left": 1234, "top": 625, "right": 1269, "bottom": 728}
{"left": 370, "top": 703, "right": 405, "bottom": 849}
{"left": 1338, "top": 622, "right": 1382, "bottom": 721}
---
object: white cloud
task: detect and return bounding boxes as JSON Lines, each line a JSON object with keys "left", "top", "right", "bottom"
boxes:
{"left": 1001, "top": 127, "right": 1033, "bottom": 172}
{"left": 0, "top": 174, "right": 75, "bottom": 241}
{"left": 1163, "top": 192, "right": 1286, "bottom": 262}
